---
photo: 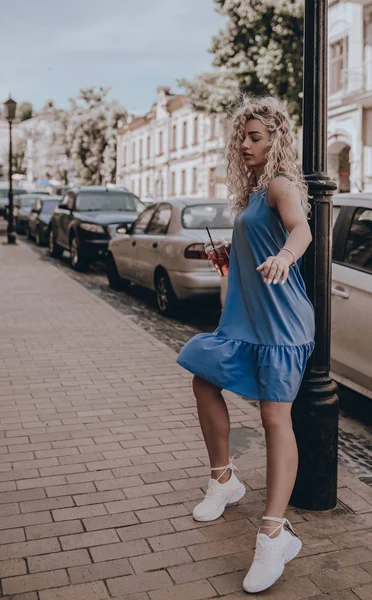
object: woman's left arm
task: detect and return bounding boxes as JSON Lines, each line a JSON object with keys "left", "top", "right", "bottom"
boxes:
{"left": 256, "top": 177, "right": 312, "bottom": 285}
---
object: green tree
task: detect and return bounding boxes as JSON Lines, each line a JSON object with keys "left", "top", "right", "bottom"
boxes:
{"left": 17, "top": 101, "right": 33, "bottom": 121}
{"left": 180, "top": 0, "right": 304, "bottom": 125}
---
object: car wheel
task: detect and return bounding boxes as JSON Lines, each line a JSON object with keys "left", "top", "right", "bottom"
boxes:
{"left": 155, "top": 272, "right": 178, "bottom": 317}
{"left": 49, "top": 228, "right": 63, "bottom": 258}
{"left": 70, "top": 234, "right": 87, "bottom": 271}
{"left": 106, "top": 253, "right": 130, "bottom": 291}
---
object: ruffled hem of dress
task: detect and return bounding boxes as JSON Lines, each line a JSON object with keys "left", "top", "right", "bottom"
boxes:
{"left": 176, "top": 332, "right": 315, "bottom": 403}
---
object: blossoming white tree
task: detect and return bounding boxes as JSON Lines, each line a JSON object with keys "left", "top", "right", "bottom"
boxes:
{"left": 67, "top": 87, "right": 127, "bottom": 185}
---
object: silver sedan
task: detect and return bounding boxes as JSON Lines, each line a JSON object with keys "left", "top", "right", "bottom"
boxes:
{"left": 107, "top": 197, "right": 233, "bottom": 316}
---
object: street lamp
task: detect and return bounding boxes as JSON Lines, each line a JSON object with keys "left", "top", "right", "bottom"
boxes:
{"left": 290, "top": 0, "right": 339, "bottom": 510}
{"left": 4, "top": 97, "right": 17, "bottom": 245}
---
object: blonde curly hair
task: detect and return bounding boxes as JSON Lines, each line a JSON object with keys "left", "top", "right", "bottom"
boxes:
{"left": 226, "top": 95, "right": 310, "bottom": 216}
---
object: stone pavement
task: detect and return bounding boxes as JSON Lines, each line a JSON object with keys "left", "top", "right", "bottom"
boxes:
{"left": 0, "top": 237, "right": 372, "bottom": 600}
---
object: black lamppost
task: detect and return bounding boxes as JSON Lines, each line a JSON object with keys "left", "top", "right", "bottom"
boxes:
{"left": 290, "top": 0, "right": 339, "bottom": 510}
{"left": 4, "top": 97, "right": 17, "bottom": 245}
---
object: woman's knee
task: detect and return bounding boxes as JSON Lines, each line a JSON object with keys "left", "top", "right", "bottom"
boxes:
{"left": 260, "top": 401, "right": 293, "bottom": 432}
{"left": 192, "top": 375, "right": 221, "bottom": 398}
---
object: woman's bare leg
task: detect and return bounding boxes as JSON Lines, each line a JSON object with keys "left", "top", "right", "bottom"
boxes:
{"left": 193, "top": 375, "right": 231, "bottom": 483}
{"left": 259, "top": 401, "right": 298, "bottom": 537}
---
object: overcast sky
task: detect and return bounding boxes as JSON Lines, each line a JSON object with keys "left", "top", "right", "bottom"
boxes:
{"left": 1, "top": 0, "right": 225, "bottom": 114}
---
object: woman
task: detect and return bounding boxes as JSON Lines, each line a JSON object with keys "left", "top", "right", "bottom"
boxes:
{"left": 176, "top": 97, "right": 315, "bottom": 594}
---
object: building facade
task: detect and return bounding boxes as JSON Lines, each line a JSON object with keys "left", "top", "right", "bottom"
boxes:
{"left": 328, "top": 0, "right": 372, "bottom": 192}
{"left": 116, "top": 87, "right": 227, "bottom": 200}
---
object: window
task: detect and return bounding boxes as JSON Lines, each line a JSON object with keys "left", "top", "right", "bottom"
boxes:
{"left": 123, "top": 146, "right": 127, "bottom": 166}
{"left": 210, "top": 114, "right": 216, "bottom": 140}
{"left": 193, "top": 116, "right": 198, "bottom": 145}
{"left": 192, "top": 167, "right": 198, "bottom": 193}
{"left": 172, "top": 124, "right": 177, "bottom": 150}
{"left": 209, "top": 167, "right": 216, "bottom": 197}
{"left": 181, "top": 169, "right": 186, "bottom": 195}
{"left": 330, "top": 37, "right": 348, "bottom": 94}
{"left": 333, "top": 206, "right": 341, "bottom": 228}
{"left": 76, "top": 192, "right": 142, "bottom": 213}
{"left": 170, "top": 172, "right": 176, "bottom": 196}
{"left": 158, "top": 131, "right": 163, "bottom": 155}
{"left": 147, "top": 204, "right": 172, "bottom": 235}
{"left": 147, "top": 136, "right": 151, "bottom": 159}
{"left": 132, "top": 205, "right": 158, "bottom": 234}
{"left": 146, "top": 176, "right": 150, "bottom": 196}
{"left": 42, "top": 199, "right": 59, "bottom": 213}
{"left": 132, "top": 141, "right": 136, "bottom": 163}
{"left": 343, "top": 208, "right": 372, "bottom": 273}
{"left": 182, "top": 203, "right": 234, "bottom": 229}
{"left": 139, "top": 139, "right": 143, "bottom": 164}
{"left": 182, "top": 121, "right": 188, "bottom": 148}
{"left": 138, "top": 178, "right": 142, "bottom": 198}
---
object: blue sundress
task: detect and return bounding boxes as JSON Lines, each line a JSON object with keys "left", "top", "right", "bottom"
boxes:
{"left": 176, "top": 183, "right": 315, "bottom": 402}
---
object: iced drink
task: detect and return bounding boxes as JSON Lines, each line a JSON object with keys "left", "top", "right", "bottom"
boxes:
{"left": 204, "top": 239, "right": 230, "bottom": 277}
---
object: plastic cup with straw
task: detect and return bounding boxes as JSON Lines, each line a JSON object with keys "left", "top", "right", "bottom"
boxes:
{"left": 204, "top": 227, "right": 230, "bottom": 277}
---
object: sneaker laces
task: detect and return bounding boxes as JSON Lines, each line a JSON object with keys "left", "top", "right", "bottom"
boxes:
{"left": 253, "top": 517, "right": 297, "bottom": 565}
{"left": 259, "top": 516, "right": 297, "bottom": 538}
{"left": 210, "top": 456, "right": 238, "bottom": 482}
{"left": 205, "top": 456, "right": 238, "bottom": 500}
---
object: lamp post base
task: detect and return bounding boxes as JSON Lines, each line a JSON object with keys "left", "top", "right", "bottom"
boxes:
{"left": 290, "top": 375, "right": 339, "bottom": 511}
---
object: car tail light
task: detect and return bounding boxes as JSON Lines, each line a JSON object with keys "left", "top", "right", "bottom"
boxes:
{"left": 184, "top": 243, "right": 208, "bottom": 259}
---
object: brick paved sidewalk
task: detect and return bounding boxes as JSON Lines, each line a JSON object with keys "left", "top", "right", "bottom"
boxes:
{"left": 0, "top": 238, "right": 371, "bottom": 600}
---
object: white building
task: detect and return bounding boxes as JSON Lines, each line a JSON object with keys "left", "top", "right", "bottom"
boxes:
{"left": 0, "top": 113, "right": 67, "bottom": 184}
{"left": 116, "top": 87, "right": 227, "bottom": 200}
{"left": 328, "top": 0, "right": 372, "bottom": 192}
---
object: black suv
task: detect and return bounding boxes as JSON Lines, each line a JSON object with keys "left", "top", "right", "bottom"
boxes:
{"left": 49, "top": 186, "right": 145, "bottom": 270}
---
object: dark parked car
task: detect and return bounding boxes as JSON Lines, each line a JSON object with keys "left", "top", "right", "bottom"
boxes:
{"left": 14, "top": 193, "right": 50, "bottom": 233}
{"left": 49, "top": 186, "right": 146, "bottom": 270}
{"left": 27, "top": 196, "right": 61, "bottom": 245}
{"left": 0, "top": 185, "right": 27, "bottom": 218}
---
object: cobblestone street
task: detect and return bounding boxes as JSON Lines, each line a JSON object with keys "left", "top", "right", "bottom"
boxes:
{"left": 22, "top": 235, "right": 372, "bottom": 489}
{"left": 0, "top": 235, "right": 371, "bottom": 600}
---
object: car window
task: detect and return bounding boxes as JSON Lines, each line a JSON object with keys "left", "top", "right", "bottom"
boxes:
{"left": 132, "top": 205, "right": 158, "bottom": 234}
{"left": 42, "top": 200, "right": 60, "bottom": 213}
{"left": 332, "top": 206, "right": 341, "bottom": 228}
{"left": 76, "top": 192, "right": 143, "bottom": 212}
{"left": 182, "top": 203, "right": 234, "bottom": 229}
{"left": 343, "top": 208, "right": 372, "bottom": 274}
{"left": 147, "top": 204, "right": 172, "bottom": 235}
{"left": 0, "top": 189, "right": 25, "bottom": 199}
{"left": 20, "top": 196, "right": 37, "bottom": 208}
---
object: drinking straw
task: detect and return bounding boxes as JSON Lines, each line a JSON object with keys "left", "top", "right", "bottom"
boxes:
{"left": 206, "top": 227, "right": 217, "bottom": 254}
{"left": 206, "top": 226, "right": 223, "bottom": 276}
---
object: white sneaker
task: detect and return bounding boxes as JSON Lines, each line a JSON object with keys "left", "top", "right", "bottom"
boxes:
{"left": 243, "top": 516, "right": 302, "bottom": 594}
{"left": 193, "top": 458, "right": 246, "bottom": 522}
